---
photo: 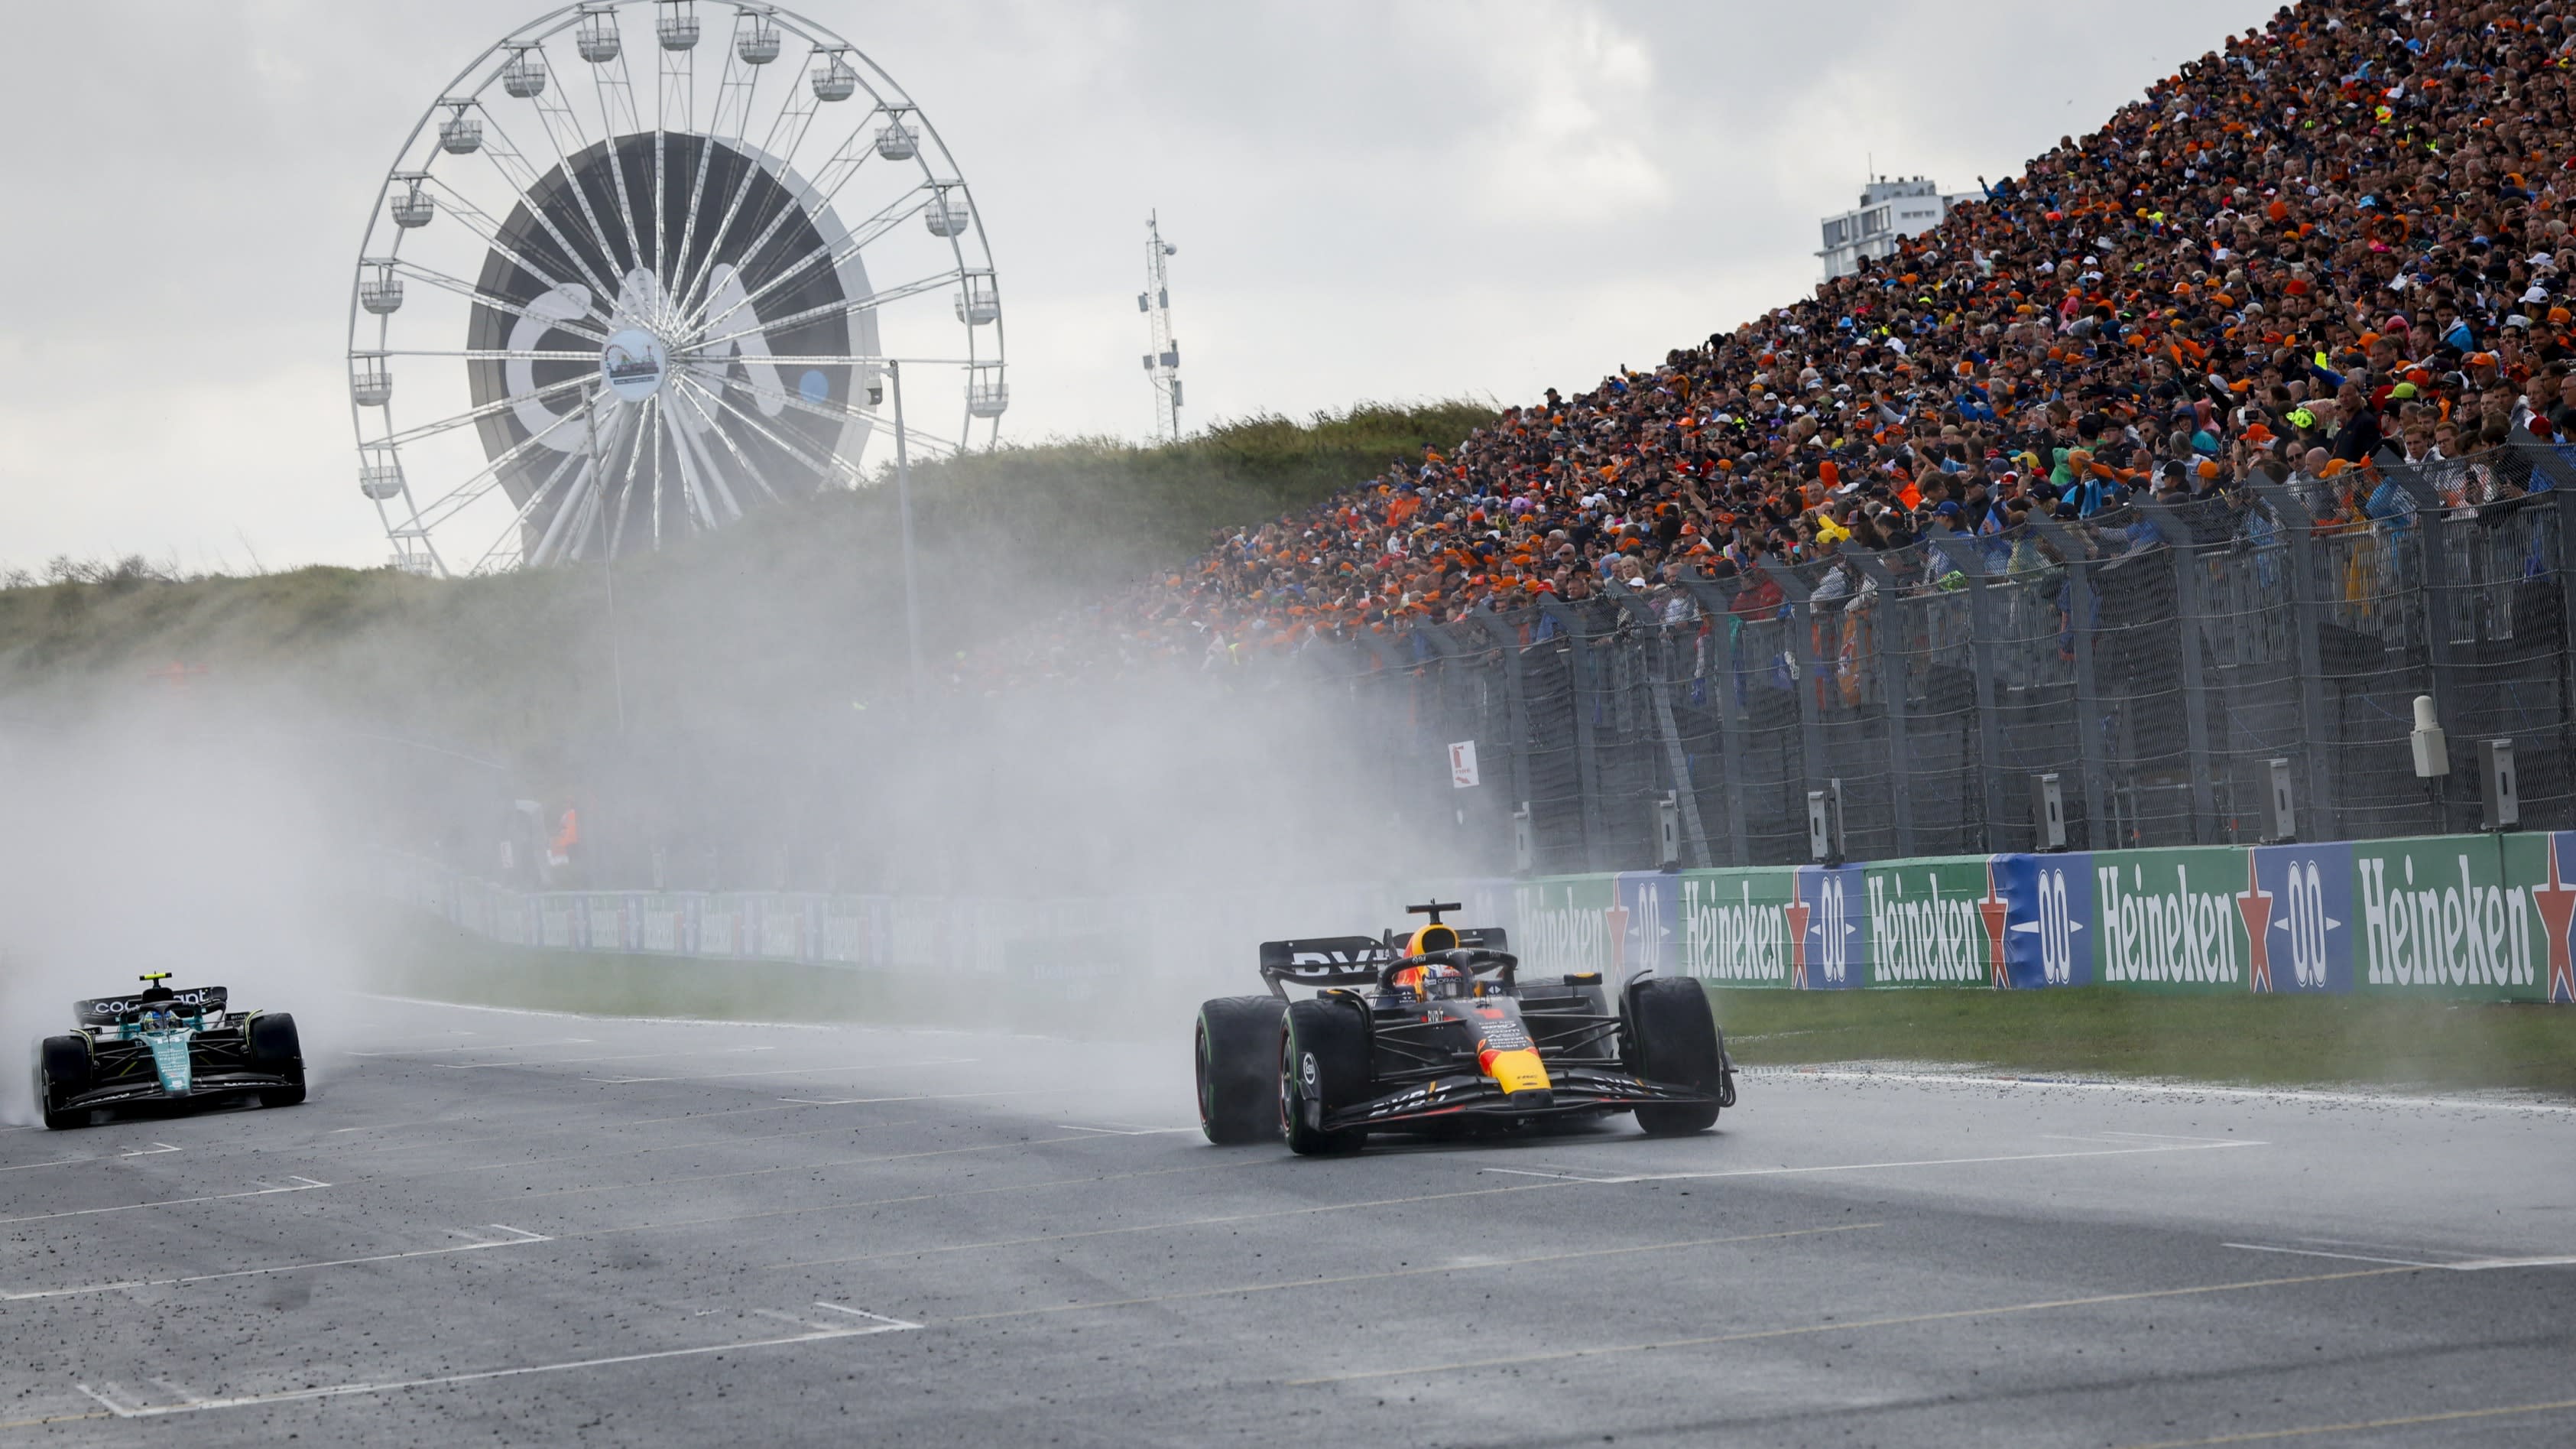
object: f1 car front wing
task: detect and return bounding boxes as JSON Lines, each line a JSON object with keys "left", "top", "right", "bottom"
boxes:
{"left": 1322, "top": 1065, "right": 1723, "bottom": 1133}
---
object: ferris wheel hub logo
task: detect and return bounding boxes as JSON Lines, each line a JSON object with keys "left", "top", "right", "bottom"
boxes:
{"left": 601, "top": 329, "right": 670, "bottom": 401}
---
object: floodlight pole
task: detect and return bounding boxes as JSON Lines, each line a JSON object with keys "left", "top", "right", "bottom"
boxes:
{"left": 888, "top": 359, "right": 926, "bottom": 700}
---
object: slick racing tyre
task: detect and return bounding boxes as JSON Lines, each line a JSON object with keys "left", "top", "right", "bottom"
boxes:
{"left": 248, "top": 1013, "right": 307, "bottom": 1108}
{"left": 1196, "top": 996, "right": 1286, "bottom": 1145}
{"left": 1280, "top": 998, "right": 1369, "bottom": 1155}
{"left": 1626, "top": 976, "right": 1725, "bottom": 1136}
{"left": 37, "top": 1036, "right": 90, "bottom": 1132}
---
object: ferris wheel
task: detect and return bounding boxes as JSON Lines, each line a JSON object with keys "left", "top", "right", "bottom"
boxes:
{"left": 346, "top": 1, "right": 1005, "bottom": 575}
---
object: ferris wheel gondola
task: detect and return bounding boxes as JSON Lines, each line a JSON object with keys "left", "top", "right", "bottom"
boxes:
{"left": 347, "top": 1, "right": 1004, "bottom": 575}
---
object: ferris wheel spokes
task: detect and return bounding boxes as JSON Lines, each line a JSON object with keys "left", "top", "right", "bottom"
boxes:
{"left": 469, "top": 434, "right": 590, "bottom": 574}
{"left": 682, "top": 183, "right": 931, "bottom": 337}
{"left": 521, "top": 47, "right": 643, "bottom": 280}
{"left": 383, "top": 259, "right": 612, "bottom": 346}
{"left": 414, "top": 177, "right": 619, "bottom": 332}
{"left": 696, "top": 265, "right": 963, "bottom": 353}
{"left": 454, "top": 103, "right": 635, "bottom": 314}
{"left": 374, "top": 372, "right": 593, "bottom": 451}
{"left": 668, "top": 372, "right": 852, "bottom": 497}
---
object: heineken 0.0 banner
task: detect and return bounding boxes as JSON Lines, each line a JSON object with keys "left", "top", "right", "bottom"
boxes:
{"left": 378, "top": 834, "right": 2576, "bottom": 1004}
{"left": 1505, "top": 834, "right": 2576, "bottom": 1003}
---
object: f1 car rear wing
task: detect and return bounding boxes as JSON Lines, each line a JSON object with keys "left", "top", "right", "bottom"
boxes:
{"left": 76, "top": 986, "right": 227, "bottom": 1026}
{"left": 1257, "top": 929, "right": 1510, "bottom": 997}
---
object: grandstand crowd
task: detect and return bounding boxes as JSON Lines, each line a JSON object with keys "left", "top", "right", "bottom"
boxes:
{"left": 1123, "top": 1, "right": 2576, "bottom": 661}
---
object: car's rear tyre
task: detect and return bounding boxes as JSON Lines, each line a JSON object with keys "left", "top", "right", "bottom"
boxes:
{"left": 1627, "top": 976, "right": 1724, "bottom": 1136}
{"left": 1196, "top": 996, "right": 1285, "bottom": 1145}
{"left": 1280, "top": 998, "right": 1369, "bottom": 1156}
{"left": 264, "top": 1063, "right": 308, "bottom": 1109}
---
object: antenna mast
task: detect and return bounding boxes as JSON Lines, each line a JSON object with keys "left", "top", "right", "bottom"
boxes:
{"left": 1139, "top": 212, "right": 1181, "bottom": 441}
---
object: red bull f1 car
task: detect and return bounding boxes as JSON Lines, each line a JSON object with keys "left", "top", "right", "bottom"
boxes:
{"left": 34, "top": 973, "right": 306, "bottom": 1130}
{"left": 1194, "top": 902, "right": 1734, "bottom": 1154}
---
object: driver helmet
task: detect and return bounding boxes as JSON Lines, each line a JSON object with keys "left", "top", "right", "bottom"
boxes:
{"left": 1421, "top": 960, "right": 1471, "bottom": 999}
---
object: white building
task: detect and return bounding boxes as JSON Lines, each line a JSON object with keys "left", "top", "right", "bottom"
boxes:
{"left": 1817, "top": 177, "right": 1977, "bottom": 280}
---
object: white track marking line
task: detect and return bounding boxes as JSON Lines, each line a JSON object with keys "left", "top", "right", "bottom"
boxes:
{"left": 1285, "top": 1263, "right": 2428, "bottom": 1386}
{"left": 595, "top": 1155, "right": 1266, "bottom": 1245}
{"left": 776, "top": 1144, "right": 2261, "bottom": 1273}
{"left": 947, "top": 1223, "right": 1883, "bottom": 1325}
{"left": 588, "top": 1056, "right": 977, "bottom": 1084}
{"left": 499, "top": 1126, "right": 1153, "bottom": 1200}
{"left": 1056, "top": 1124, "right": 1196, "bottom": 1136}
{"left": 347, "top": 1038, "right": 595, "bottom": 1058}
{"left": 0, "top": 1177, "right": 329, "bottom": 1226}
{"left": 1763, "top": 1068, "right": 2576, "bottom": 1116}
{"left": 779, "top": 1089, "right": 1049, "bottom": 1106}
{"left": 2295, "top": 1235, "right": 2490, "bottom": 1259}
{"left": 2224, "top": 1243, "right": 2446, "bottom": 1268}
{"left": 357, "top": 993, "right": 835, "bottom": 1030}
{"left": 2224, "top": 1242, "right": 2576, "bottom": 1271}
{"left": 812, "top": 1301, "right": 921, "bottom": 1327}
{"left": 1477, "top": 1166, "right": 1627, "bottom": 1183}
{"left": 0, "top": 1145, "right": 179, "bottom": 1176}
{"left": 1479, "top": 1138, "right": 2264, "bottom": 1187}
{"left": 67, "top": 1313, "right": 920, "bottom": 1418}
{"left": 73, "top": 1386, "right": 128, "bottom": 1415}
{"left": 443, "top": 1046, "right": 778, "bottom": 1070}
{"left": 144, "top": 1380, "right": 203, "bottom": 1407}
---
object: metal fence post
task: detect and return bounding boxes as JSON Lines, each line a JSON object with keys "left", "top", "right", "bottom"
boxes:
{"left": 2027, "top": 518, "right": 2111, "bottom": 849}
{"left": 1604, "top": 580, "right": 1711, "bottom": 869}
{"left": 1536, "top": 597, "right": 1608, "bottom": 872}
{"left": 1841, "top": 548, "right": 1915, "bottom": 856}
{"left": 2249, "top": 481, "right": 2337, "bottom": 841}
{"left": 1946, "top": 545, "right": 2013, "bottom": 852}
{"left": 2133, "top": 501, "right": 2217, "bottom": 843}
{"left": 1755, "top": 560, "right": 1828, "bottom": 813}
{"left": 1465, "top": 604, "right": 1533, "bottom": 820}
{"left": 1679, "top": 575, "right": 1751, "bottom": 866}
{"left": 2381, "top": 451, "right": 2453, "bottom": 829}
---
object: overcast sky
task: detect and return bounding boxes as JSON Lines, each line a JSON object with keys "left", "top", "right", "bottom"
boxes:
{"left": 0, "top": 0, "right": 2276, "bottom": 574}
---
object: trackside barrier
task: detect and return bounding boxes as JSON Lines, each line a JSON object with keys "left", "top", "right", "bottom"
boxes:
{"left": 377, "top": 833, "right": 2575, "bottom": 1003}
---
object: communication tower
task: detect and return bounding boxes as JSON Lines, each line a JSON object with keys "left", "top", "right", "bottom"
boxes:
{"left": 1138, "top": 212, "right": 1181, "bottom": 440}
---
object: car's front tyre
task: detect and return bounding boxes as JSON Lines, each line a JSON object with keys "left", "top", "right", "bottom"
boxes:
{"left": 1626, "top": 976, "right": 1725, "bottom": 1136}
{"left": 37, "top": 1036, "right": 90, "bottom": 1131}
{"left": 248, "top": 1013, "right": 307, "bottom": 1108}
{"left": 1280, "top": 998, "right": 1369, "bottom": 1156}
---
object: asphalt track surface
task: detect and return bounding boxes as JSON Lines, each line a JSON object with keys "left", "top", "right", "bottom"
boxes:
{"left": 2, "top": 996, "right": 2571, "bottom": 1447}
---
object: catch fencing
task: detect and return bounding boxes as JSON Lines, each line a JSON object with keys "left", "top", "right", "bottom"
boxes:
{"left": 1332, "top": 440, "right": 2576, "bottom": 876}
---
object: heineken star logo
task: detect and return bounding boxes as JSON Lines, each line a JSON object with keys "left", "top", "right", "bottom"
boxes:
{"left": 1977, "top": 860, "right": 2013, "bottom": 989}
{"left": 2535, "top": 835, "right": 2576, "bottom": 1005}
{"left": 1783, "top": 894, "right": 1812, "bottom": 989}
{"left": 2236, "top": 853, "right": 2274, "bottom": 993}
